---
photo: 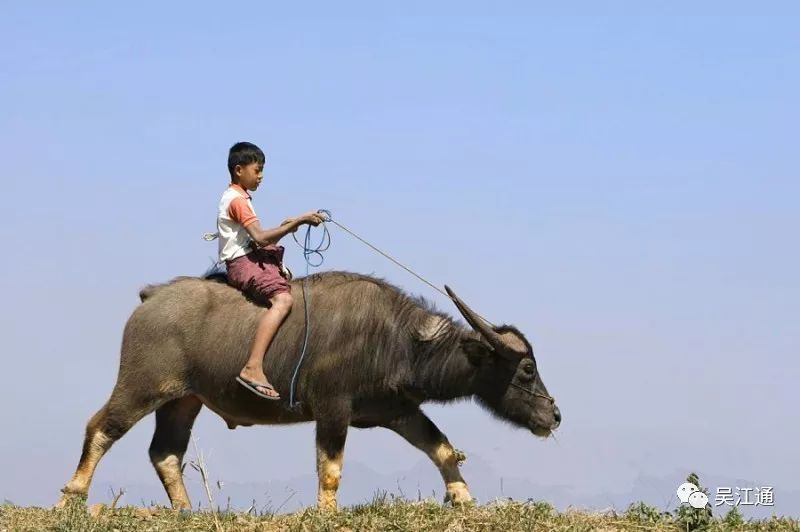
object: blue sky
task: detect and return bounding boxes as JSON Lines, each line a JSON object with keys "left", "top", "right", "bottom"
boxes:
{"left": 1, "top": 2, "right": 798, "bottom": 515}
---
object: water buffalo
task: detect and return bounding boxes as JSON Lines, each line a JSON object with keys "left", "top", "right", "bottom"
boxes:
{"left": 59, "top": 271, "right": 560, "bottom": 510}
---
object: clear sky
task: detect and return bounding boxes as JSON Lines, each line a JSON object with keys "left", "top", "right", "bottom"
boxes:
{"left": 1, "top": 1, "right": 798, "bottom": 516}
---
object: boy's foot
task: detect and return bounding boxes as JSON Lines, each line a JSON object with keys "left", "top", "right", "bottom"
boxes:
{"left": 236, "top": 375, "right": 281, "bottom": 400}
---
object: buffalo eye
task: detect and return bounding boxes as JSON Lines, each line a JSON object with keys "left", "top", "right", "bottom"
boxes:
{"left": 520, "top": 362, "right": 536, "bottom": 379}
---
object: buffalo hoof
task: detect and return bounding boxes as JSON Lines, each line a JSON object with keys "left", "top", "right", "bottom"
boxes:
{"left": 444, "top": 481, "right": 473, "bottom": 505}
{"left": 171, "top": 500, "right": 193, "bottom": 512}
{"left": 54, "top": 491, "right": 86, "bottom": 510}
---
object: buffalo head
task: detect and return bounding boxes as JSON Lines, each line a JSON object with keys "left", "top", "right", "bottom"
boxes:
{"left": 446, "top": 286, "right": 561, "bottom": 437}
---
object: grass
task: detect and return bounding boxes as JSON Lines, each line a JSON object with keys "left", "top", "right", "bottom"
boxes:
{"left": 1, "top": 497, "right": 798, "bottom": 532}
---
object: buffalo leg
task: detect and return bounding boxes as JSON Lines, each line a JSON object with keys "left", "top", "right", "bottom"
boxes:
{"left": 58, "top": 390, "right": 163, "bottom": 506}
{"left": 385, "top": 409, "right": 472, "bottom": 504}
{"left": 315, "top": 418, "right": 348, "bottom": 511}
{"left": 148, "top": 395, "right": 203, "bottom": 510}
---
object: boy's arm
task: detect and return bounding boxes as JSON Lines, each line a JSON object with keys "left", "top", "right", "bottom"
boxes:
{"left": 245, "top": 212, "right": 324, "bottom": 247}
{"left": 244, "top": 219, "right": 299, "bottom": 247}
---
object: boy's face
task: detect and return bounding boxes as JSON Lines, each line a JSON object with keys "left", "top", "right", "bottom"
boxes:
{"left": 234, "top": 162, "right": 264, "bottom": 192}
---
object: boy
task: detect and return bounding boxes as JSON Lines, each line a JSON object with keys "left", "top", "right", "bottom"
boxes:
{"left": 218, "top": 141, "right": 325, "bottom": 400}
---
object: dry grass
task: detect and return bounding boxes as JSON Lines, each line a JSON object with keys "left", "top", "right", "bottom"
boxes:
{"left": 1, "top": 497, "right": 798, "bottom": 532}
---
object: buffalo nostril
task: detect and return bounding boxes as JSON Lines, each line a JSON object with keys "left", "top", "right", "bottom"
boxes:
{"left": 553, "top": 405, "right": 561, "bottom": 424}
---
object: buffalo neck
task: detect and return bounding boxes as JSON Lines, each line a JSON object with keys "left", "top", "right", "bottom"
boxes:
{"left": 410, "top": 327, "right": 479, "bottom": 402}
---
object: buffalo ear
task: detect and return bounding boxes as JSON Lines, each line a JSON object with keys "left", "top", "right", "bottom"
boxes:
{"left": 461, "top": 337, "right": 495, "bottom": 366}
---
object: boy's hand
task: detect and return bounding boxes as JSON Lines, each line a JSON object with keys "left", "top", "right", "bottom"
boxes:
{"left": 300, "top": 212, "right": 325, "bottom": 226}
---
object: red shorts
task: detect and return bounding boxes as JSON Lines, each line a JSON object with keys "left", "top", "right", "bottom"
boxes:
{"left": 226, "top": 245, "right": 291, "bottom": 304}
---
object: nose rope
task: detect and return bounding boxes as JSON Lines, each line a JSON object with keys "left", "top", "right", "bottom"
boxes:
{"left": 320, "top": 213, "right": 556, "bottom": 406}
{"left": 509, "top": 381, "right": 555, "bottom": 403}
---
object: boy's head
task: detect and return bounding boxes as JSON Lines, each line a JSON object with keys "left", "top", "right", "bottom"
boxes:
{"left": 228, "top": 141, "right": 266, "bottom": 191}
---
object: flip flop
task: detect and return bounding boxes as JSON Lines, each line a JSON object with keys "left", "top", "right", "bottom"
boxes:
{"left": 236, "top": 376, "right": 281, "bottom": 401}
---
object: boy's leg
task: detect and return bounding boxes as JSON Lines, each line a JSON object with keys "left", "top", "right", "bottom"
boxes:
{"left": 239, "top": 291, "right": 293, "bottom": 398}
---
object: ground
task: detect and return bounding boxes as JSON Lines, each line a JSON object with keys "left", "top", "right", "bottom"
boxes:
{"left": 1, "top": 497, "right": 798, "bottom": 531}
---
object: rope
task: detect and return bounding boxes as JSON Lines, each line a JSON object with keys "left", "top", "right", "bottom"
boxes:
{"left": 323, "top": 212, "right": 495, "bottom": 327}
{"left": 324, "top": 217, "right": 451, "bottom": 300}
{"left": 286, "top": 212, "right": 332, "bottom": 410}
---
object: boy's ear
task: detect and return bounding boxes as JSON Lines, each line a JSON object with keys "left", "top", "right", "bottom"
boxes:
{"left": 461, "top": 337, "right": 495, "bottom": 366}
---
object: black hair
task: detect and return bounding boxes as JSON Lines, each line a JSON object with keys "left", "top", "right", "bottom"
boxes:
{"left": 227, "top": 142, "right": 265, "bottom": 175}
